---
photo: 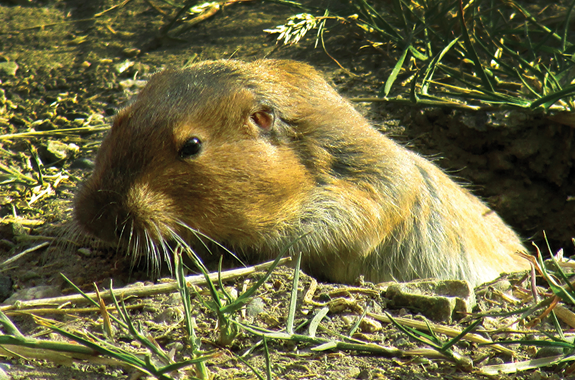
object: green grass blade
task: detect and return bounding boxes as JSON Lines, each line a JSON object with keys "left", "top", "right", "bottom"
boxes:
{"left": 513, "top": 68, "right": 542, "bottom": 99}
{"left": 392, "top": 0, "right": 408, "bottom": 33}
{"left": 60, "top": 275, "right": 129, "bottom": 330}
{"left": 421, "top": 36, "right": 460, "bottom": 94}
{"left": 530, "top": 83, "right": 575, "bottom": 110}
{"left": 45, "top": 325, "right": 168, "bottom": 379}
{"left": 0, "top": 311, "right": 24, "bottom": 338}
{"left": 533, "top": 244, "right": 575, "bottom": 304}
{"left": 522, "top": 20, "right": 536, "bottom": 62}
{"left": 347, "top": 307, "right": 368, "bottom": 337}
{"left": 0, "top": 331, "right": 96, "bottom": 356}
{"left": 221, "top": 234, "right": 307, "bottom": 314}
{"left": 410, "top": 69, "right": 420, "bottom": 103}
{"left": 263, "top": 337, "right": 273, "bottom": 380}
{"left": 174, "top": 250, "right": 195, "bottom": 344}
{"left": 354, "top": 0, "right": 403, "bottom": 41}
{"left": 380, "top": 34, "right": 412, "bottom": 98}
{"left": 309, "top": 307, "right": 330, "bottom": 338}
{"left": 510, "top": 1, "right": 567, "bottom": 47}
{"left": 286, "top": 251, "right": 302, "bottom": 335}
{"left": 108, "top": 288, "right": 172, "bottom": 365}
{"left": 549, "top": 310, "right": 565, "bottom": 341}
{"left": 385, "top": 312, "right": 441, "bottom": 349}
{"left": 231, "top": 351, "right": 265, "bottom": 380}
{"left": 435, "top": 65, "right": 529, "bottom": 105}
{"left": 158, "top": 356, "right": 215, "bottom": 375}
{"left": 441, "top": 318, "right": 483, "bottom": 352}
{"left": 457, "top": 0, "right": 494, "bottom": 92}
{"left": 565, "top": 0, "right": 575, "bottom": 52}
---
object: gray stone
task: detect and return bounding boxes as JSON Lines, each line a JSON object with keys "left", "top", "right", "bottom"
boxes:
{"left": 386, "top": 279, "right": 475, "bottom": 323}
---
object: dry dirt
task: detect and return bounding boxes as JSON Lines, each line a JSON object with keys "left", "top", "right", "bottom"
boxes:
{"left": 0, "top": 0, "right": 573, "bottom": 379}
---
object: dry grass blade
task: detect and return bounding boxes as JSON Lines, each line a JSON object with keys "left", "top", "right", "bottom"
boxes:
{"left": 481, "top": 354, "right": 574, "bottom": 375}
{"left": 0, "top": 162, "right": 37, "bottom": 185}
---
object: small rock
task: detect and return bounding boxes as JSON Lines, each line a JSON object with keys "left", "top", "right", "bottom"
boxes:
{"left": 3, "top": 285, "right": 61, "bottom": 305}
{"left": 0, "top": 61, "right": 18, "bottom": 76}
{"left": 487, "top": 150, "right": 513, "bottom": 171}
{"left": 132, "top": 62, "right": 151, "bottom": 75}
{"left": 489, "top": 279, "right": 513, "bottom": 292}
{"left": 122, "top": 48, "right": 141, "bottom": 58}
{"left": 166, "top": 341, "right": 184, "bottom": 355}
{"left": 535, "top": 346, "right": 565, "bottom": 359}
{"left": 359, "top": 317, "right": 382, "bottom": 333}
{"left": 509, "top": 138, "right": 540, "bottom": 160}
{"left": 115, "top": 59, "right": 134, "bottom": 74}
{"left": 71, "top": 119, "right": 85, "bottom": 127}
{"left": 386, "top": 279, "right": 475, "bottom": 323}
{"left": 77, "top": 247, "right": 92, "bottom": 256}
{"left": 40, "top": 140, "right": 79, "bottom": 163}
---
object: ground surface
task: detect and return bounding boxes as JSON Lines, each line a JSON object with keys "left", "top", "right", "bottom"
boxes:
{"left": 0, "top": 0, "right": 573, "bottom": 379}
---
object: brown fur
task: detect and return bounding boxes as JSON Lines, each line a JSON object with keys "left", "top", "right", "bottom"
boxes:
{"left": 73, "top": 59, "right": 530, "bottom": 286}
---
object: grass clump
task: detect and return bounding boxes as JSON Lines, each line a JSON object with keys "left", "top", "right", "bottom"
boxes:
{"left": 265, "top": 0, "right": 575, "bottom": 112}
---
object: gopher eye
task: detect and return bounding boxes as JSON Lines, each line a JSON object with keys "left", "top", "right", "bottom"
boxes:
{"left": 179, "top": 137, "right": 202, "bottom": 159}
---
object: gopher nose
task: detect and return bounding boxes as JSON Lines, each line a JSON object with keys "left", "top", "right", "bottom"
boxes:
{"left": 74, "top": 196, "right": 129, "bottom": 244}
{"left": 80, "top": 212, "right": 124, "bottom": 243}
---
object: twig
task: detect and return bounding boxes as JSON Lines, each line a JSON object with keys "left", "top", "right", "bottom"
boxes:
{"left": 0, "top": 258, "right": 291, "bottom": 311}
{"left": 0, "top": 242, "right": 49, "bottom": 269}
{"left": 0, "top": 126, "right": 110, "bottom": 140}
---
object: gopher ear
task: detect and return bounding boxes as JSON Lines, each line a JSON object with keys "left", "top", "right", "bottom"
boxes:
{"left": 250, "top": 109, "right": 275, "bottom": 131}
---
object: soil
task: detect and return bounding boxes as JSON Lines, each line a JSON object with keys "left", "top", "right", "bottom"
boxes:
{"left": 0, "top": 0, "right": 573, "bottom": 379}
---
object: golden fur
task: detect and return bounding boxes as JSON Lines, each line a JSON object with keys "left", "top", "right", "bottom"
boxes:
{"left": 73, "top": 59, "right": 530, "bottom": 286}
